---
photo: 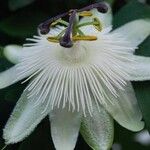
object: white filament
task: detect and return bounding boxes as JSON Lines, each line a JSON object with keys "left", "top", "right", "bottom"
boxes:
{"left": 16, "top": 27, "right": 136, "bottom": 115}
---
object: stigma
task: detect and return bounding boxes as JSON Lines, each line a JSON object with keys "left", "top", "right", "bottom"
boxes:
{"left": 38, "top": 2, "right": 108, "bottom": 48}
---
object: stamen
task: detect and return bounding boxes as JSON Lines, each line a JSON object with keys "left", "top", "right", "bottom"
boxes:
{"left": 59, "top": 10, "right": 77, "bottom": 48}
{"left": 78, "top": 2, "right": 108, "bottom": 13}
{"left": 47, "top": 35, "right": 97, "bottom": 43}
{"left": 51, "top": 19, "right": 69, "bottom": 27}
{"left": 73, "top": 35, "right": 97, "bottom": 41}
{"left": 39, "top": 2, "right": 108, "bottom": 47}
{"left": 77, "top": 29, "right": 84, "bottom": 35}
{"left": 38, "top": 12, "right": 69, "bottom": 34}
{"left": 38, "top": 23, "right": 50, "bottom": 35}
{"left": 93, "top": 17, "right": 102, "bottom": 31}
{"left": 96, "top": 3, "right": 108, "bottom": 13}
{"left": 47, "top": 37, "right": 59, "bottom": 43}
{"left": 77, "top": 18, "right": 102, "bottom": 31}
{"left": 47, "top": 29, "right": 66, "bottom": 43}
{"left": 79, "top": 11, "right": 93, "bottom": 17}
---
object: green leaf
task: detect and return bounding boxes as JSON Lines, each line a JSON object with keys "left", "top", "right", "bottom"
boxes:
{"left": 113, "top": 0, "right": 150, "bottom": 28}
{"left": 133, "top": 36, "right": 150, "bottom": 132}
{"left": 133, "top": 82, "right": 150, "bottom": 132}
{"left": 135, "top": 36, "right": 150, "bottom": 56}
{"left": 125, "top": 0, "right": 147, "bottom": 4}
{"left": 0, "top": 11, "right": 48, "bottom": 38}
{"left": 9, "top": 0, "right": 36, "bottom": 11}
{"left": 105, "top": 0, "right": 115, "bottom": 5}
{"left": 113, "top": 0, "right": 150, "bottom": 132}
{"left": 0, "top": 46, "right": 3, "bottom": 58}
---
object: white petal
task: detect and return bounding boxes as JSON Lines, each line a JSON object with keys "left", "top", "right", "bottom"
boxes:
{"left": 112, "top": 19, "right": 150, "bottom": 47}
{"left": 3, "top": 90, "right": 50, "bottom": 144}
{"left": 49, "top": 108, "right": 81, "bottom": 150}
{"left": 0, "top": 65, "right": 26, "bottom": 89}
{"left": 127, "top": 56, "right": 150, "bottom": 81}
{"left": 104, "top": 82, "right": 144, "bottom": 131}
{"left": 80, "top": 103, "right": 114, "bottom": 150}
{"left": 4, "top": 45, "right": 22, "bottom": 64}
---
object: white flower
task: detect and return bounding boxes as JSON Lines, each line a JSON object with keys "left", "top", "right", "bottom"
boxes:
{"left": 1, "top": 2, "right": 150, "bottom": 150}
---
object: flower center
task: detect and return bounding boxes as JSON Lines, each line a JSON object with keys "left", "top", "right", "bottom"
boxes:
{"left": 38, "top": 2, "right": 108, "bottom": 48}
{"left": 57, "top": 43, "right": 88, "bottom": 65}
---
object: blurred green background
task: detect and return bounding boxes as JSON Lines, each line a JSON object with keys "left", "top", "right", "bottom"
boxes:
{"left": 0, "top": 0, "right": 150, "bottom": 149}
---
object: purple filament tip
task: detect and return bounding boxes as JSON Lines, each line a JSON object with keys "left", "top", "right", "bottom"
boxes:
{"left": 38, "top": 23, "right": 50, "bottom": 34}
{"left": 38, "top": 12, "right": 69, "bottom": 34}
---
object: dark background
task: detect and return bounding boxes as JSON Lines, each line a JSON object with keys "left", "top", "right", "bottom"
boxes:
{"left": 0, "top": 0, "right": 150, "bottom": 149}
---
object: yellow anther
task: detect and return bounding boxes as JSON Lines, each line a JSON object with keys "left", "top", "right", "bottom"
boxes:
{"left": 79, "top": 11, "right": 93, "bottom": 17}
{"left": 93, "top": 17, "right": 102, "bottom": 31}
{"left": 73, "top": 35, "right": 97, "bottom": 41}
{"left": 47, "top": 35, "right": 97, "bottom": 43}
{"left": 47, "top": 37, "right": 59, "bottom": 43}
